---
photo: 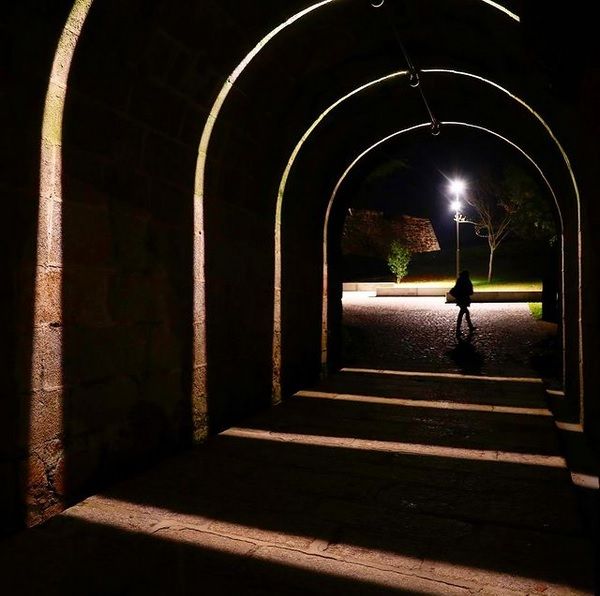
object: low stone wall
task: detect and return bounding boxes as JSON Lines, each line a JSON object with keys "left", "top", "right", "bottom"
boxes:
{"left": 342, "top": 282, "right": 396, "bottom": 291}
{"left": 445, "top": 291, "right": 543, "bottom": 303}
{"left": 376, "top": 287, "right": 449, "bottom": 297}
{"left": 371, "top": 287, "right": 542, "bottom": 302}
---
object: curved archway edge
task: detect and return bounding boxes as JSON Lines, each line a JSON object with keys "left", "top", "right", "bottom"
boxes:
{"left": 320, "top": 121, "right": 568, "bottom": 399}
{"left": 39, "top": 0, "right": 523, "bottom": 441}
{"left": 274, "top": 71, "right": 582, "bottom": 424}
{"left": 31, "top": 0, "right": 597, "bottom": 528}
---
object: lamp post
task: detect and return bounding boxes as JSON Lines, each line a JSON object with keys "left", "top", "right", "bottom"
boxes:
{"left": 449, "top": 179, "right": 466, "bottom": 279}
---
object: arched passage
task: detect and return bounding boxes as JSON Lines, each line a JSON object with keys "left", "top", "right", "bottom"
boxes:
{"left": 276, "top": 70, "right": 581, "bottom": 421}
{"left": 35, "top": 0, "right": 531, "bottom": 440}
{"left": 321, "top": 120, "right": 565, "bottom": 380}
{"left": 3, "top": 0, "right": 596, "bottom": 533}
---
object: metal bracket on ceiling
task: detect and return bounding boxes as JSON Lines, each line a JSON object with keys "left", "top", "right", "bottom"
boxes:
{"left": 369, "top": 0, "right": 441, "bottom": 136}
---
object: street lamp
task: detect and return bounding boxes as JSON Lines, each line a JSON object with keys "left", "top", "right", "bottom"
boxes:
{"left": 449, "top": 179, "right": 466, "bottom": 278}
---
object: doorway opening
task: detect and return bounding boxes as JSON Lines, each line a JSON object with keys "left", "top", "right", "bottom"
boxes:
{"left": 329, "top": 128, "right": 562, "bottom": 384}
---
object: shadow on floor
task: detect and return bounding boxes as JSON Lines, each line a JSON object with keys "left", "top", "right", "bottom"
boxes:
{"left": 2, "top": 516, "right": 424, "bottom": 596}
{"left": 1, "top": 372, "right": 595, "bottom": 594}
{"left": 446, "top": 336, "right": 485, "bottom": 375}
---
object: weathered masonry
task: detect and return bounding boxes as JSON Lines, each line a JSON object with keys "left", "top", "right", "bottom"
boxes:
{"left": 2, "top": 1, "right": 598, "bottom": 538}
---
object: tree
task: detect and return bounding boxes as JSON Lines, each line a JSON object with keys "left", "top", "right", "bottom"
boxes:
{"left": 463, "top": 166, "right": 557, "bottom": 282}
{"left": 502, "top": 164, "right": 556, "bottom": 244}
{"left": 463, "top": 173, "right": 516, "bottom": 282}
{"left": 352, "top": 157, "right": 411, "bottom": 210}
{"left": 387, "top": 241, "right": 411, "bottom": 283}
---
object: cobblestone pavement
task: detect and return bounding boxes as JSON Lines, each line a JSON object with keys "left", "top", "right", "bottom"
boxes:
{"left": 2, "top": 371, "right": 595, "bottom": 595}
{"left": 343, "top": 294, "right": 560, "bottom": 379}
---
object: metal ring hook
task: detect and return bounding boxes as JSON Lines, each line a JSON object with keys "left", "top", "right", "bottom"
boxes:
{"left": 370, "top": 0, "right": 385, "bottom": 7}
{"left": 409, "top": 70, "right": 420, "bottom": 88}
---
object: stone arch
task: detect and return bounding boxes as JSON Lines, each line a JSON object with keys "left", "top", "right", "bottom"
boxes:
{"left": 12, "top": 0, "right": 594, "bottom": 529}
{"left": 274, "top": 69, "right": 581, "bottom": 422}
{"left": 321, "top": 120, "right": 564, "bottom": 377}
{"left": 34, "top": 0, "right": 526, "bottom": 444}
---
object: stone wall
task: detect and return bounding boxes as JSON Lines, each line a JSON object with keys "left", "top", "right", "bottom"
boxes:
{"left": 2, "top": 0, "right": 598, "bottom": 536}
{"left": 342, "top": 210, "right": 440, "bottom": 258}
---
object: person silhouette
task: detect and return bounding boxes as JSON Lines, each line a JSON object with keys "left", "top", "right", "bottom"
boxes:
{"left": 450, "top": 270, "right": 475, "bottom": 337}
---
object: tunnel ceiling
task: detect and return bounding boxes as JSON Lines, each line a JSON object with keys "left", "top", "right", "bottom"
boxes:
{"left": 2, "top": 0, "right": 598, "bottom": 532}
{"left": 51, "top": 0, "right": 593, "bottom": 223}
{"left": 280, "top": 71, "right": 577, "bottom": 227}
{"left": 201, "top": 0, "right": 585, "bottom": 222}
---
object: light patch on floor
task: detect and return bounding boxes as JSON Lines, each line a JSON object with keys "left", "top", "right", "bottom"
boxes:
{"left": 342, "top": 367, "right": 543, "bottom": 384}
{"left": 294, "top": 389, "right": 552, "bottom": 416}
{"left": 223, "top": 427, "right": 568, "bottom": 468}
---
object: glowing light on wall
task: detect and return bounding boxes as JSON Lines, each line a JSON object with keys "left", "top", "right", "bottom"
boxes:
{"left": 194, "top": 1, "right": 336, "bottom": 416}
{"left": 34, "top": 0, "right": 95, "bottom": 520}
{"left": 480, "top": 0, "right": 519, "bottom": 21}
{"left": 272, "top": 71, "right": 406, "bottom": 401}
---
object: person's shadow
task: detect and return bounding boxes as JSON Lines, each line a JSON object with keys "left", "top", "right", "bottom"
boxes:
{"left": 447, "top": 333, "right": 484, "bottom": 375}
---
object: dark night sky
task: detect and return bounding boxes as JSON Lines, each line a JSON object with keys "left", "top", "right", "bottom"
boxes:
{"left": 340, "top": 126, "right": 554, "bottom": 250}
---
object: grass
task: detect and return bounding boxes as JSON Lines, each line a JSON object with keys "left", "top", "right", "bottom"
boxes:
{"left": 529, "top": 302, "right": 543, "bottom": 320}
{"left": 391, "top": 241, "right": 549, "bottom": 290}
{"left": 344, "top": 240, "right": 554, "bottom": 291}
{"left": 395, "top": 278, "right": 541, "bottom": 291}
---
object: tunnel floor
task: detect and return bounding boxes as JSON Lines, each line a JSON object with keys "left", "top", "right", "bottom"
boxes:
{"left": 3, "top": 372, "right": 594, "bottom": 595}
{"left": 343, "top": 294, "right": 560, "bottom": 380}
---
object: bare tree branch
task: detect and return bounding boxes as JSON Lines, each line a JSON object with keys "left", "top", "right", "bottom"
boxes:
{"left": 463, "top": 174, "right": 517, "bottom": 281}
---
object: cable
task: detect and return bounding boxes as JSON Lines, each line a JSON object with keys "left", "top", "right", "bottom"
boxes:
{"left": 370, "top": 0, "right": 440, "bottom": 135}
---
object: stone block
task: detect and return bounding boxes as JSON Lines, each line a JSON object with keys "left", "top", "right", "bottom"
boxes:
{"left": 108, "top": 273, "right": 163, "bottom": 324}
{"left": 131, "top": 79, "right": 184, "bottom": 138}
{"left": 0, "top": 460, "right": 19, "bottom": 529}
{"left": 40, "top": 325, "right": 63, "bottom": 391}
{"left": 124, "top": 399, "right": 171, "bottom": 455}
{"left": 29, "top": 389, "right": 64, "bottom": 446}
{"left": 71, "top": 48, "right": 132, "bottom": 112}
{"left": 16, "top": 333, "right": 42, "bottom": 393}
{"left": 193, "top": 321, "right": 206, "bottom": 366}
{"left": 62, "top": 200, "right": 112, "bottom": 267}
{"left": 65, "top": 326, "right": 120, "bottom": 383}
{"left": 63, "top": 269, "right": 111, "bottom": 327}
{"left": 65, "top": 148, "right": 109, "bottom": 194}
{"left": 33, "top": 268, "right": 62, "bottom": 325}
{"left": 25, "top": 439, "right": 64, "bottom": 524}
{"left": 63, "top": 175, "right": 111, "bottom": 207}
{"left": 192, "top": 365, "right": 208, "bottom": 436}
{"left": 142, "top": 132, "right": 196, "bottom": 188}
{"left": 178, "top": 103, "right": 209, "bottom": 146}
{"left": 148, "top": 178, "right": 193, "bottom": 225}
{"left": 39, "top": 143, "right": 60, "bottom": 201}
{"left": 104, "top": 166, "right": 150, "bottom": 211}
{"left": 140, "top": 369, "right": 184, "bottom": 410}
{"left": 47, "top": 200, "right": 63, "bottom": 268}
{"left": 139, "top": 30, "right": 180, "bottom": 84}
{"left": 110, "top": 204, "right": 150, "bottom": 270}
{"left": 148, "top": 324, "right": 183, "bottom": 370}
{"left": 69, "top": 377, "right": 139, "bottom": 437}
